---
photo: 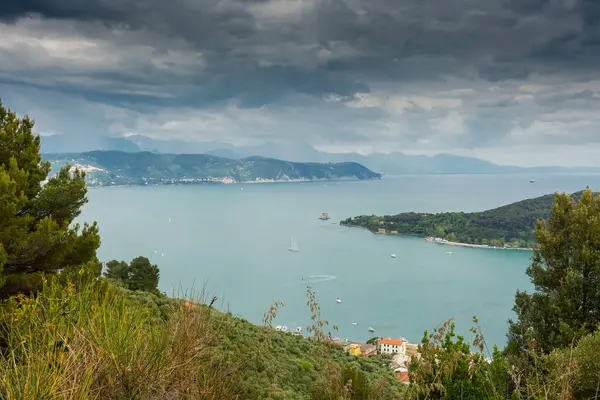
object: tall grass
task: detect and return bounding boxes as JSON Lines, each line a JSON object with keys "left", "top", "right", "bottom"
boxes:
{"left": 401, "top": 316, "right": 600, "bottom": 400}
{"left": 0, "top": 272, "right": 407, "bottom": 400}
{"left": 0, "top": 274, "right": 242, "bottom": 399}
{"left": 4, "top": 270, "right": 595, "bottom": 400}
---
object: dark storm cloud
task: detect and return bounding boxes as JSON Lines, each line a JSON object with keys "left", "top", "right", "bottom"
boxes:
{"left": 3, "top": 0, "right": 600, "bottom": 88}
{"left": 1, "top": 0, "right": 600, "bottom": 162}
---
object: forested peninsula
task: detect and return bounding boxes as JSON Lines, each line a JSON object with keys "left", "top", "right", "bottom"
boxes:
{"left": 341, "top": 191, "right": 586, "bottom": 249}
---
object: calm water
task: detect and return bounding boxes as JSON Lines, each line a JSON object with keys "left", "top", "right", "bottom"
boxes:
{"left": 79, "top": 174, "right": 600, "bottom": 349}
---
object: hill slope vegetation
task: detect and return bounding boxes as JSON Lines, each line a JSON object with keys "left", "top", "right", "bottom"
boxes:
{"left": 45, "top": 151, "right": 382, "bottom": 186}
{"left": 341, "top": 191, "right": 585, "bottom": 248}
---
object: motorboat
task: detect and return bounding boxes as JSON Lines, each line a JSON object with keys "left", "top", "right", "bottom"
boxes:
{"left": 336, "top": 298, "right": 342, "bottom": 303}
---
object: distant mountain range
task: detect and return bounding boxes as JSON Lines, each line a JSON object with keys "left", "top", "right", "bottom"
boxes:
{"left": 44, "top": 151, "right": 381, "bottom": 187}
{"left": 40, "top": 134, "right": 600, "bottom": 175}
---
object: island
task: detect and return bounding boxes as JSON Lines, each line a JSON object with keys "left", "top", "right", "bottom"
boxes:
{"left": 44, "top": 151, "right": 382, "bottom": 187}
{"left": 341, "top": 191, "right": 585, "bottom": 249}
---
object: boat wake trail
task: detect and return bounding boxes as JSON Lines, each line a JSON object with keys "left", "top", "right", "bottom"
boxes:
{"left": 302, "top": 275, "right": 337, "bottom": 284}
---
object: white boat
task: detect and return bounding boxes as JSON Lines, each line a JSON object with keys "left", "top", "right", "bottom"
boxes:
{"left": 446, "top": 251, "right": 452, "bottom": 255}
{"left": 336, "top": 298, "right": 342, "bottom": 303}
{"left": 275, "top": 325, "right": 282, "bottom": 331}
{"left": 352, "top": 322, "right": 358, "bottom": 326}
{"left": 530, "top": 179, "right": 536, "bottom": 183}
{"left": 281, "top": 325, "right": 288, "bottom": 333}
{"left": 288, "top": 237, "right": 299, "bottom": 252}
{"left": 168, "top": 217, "right": 171, "bottom": 223}
{"left": 295, "top": 326, "right": 302, "bottom": 334}
{"left": 390, "top": 254, "right": 396, "bottom": 258}
{"left": 368, "top": 327, "right": 375, "bottom": 332}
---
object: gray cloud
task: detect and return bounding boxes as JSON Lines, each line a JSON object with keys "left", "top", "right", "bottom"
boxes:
{"left": 0, "top": 0, "right": 599, "bottom": 165}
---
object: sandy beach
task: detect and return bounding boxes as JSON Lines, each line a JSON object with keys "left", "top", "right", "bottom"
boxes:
{"left": 424, "top": 237, "right": 534, "bottom": 251}
{"left": 341, "top": 224, "right": 534, "bottom": 251}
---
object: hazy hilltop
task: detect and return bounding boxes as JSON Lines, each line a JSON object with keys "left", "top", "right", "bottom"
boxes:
{"left": 40, "top": 134, "right": 600, "bottom": 175}
{"left": 40, "top": 134, "right": 141, "bottom": 154}
{"left": 45, "top": 150, "right": 382, "bottom": 186}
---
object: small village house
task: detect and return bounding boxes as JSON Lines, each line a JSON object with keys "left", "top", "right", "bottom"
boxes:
{"left": 377, "top": 338, "right": 407, "bottom": 355}
{"left": 348, "top": 343, "right": 362, "bottom": 356}
{"left": 406, "top": 343, "right": 419, "bottom": 358}
{"left": 360, "top": 343, "right": 377, "bottom": 357}
{"left": 392, "top": 353, "right": 412, "bottom": 369}
{"left": 335, "top": 340, "right": 377, "bottom": 358}
{"left": 394, "top": 367, "right": 410, "bottom": 384}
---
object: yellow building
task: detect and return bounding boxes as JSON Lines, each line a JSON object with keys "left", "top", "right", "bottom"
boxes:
{"left": 347, "top": 343, "right": 362, "bottom": 356}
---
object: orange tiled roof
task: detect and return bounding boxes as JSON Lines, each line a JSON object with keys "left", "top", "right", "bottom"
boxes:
{"left": 395, "top": 370, "right": 410, "bottom": 383}
{"left": 406, "top": 344, "right": 419, "bottom": 355}
{"left": 381, "top": 338, "right": 405, "bottom": 346}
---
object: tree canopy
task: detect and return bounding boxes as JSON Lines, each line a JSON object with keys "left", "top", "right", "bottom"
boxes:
{"left": 0, "top": 99, "right": 100, "bottom": 297}
{"left": 341, "top": 191, "right": 588, "bottom": 248}
{"left": 104, "top": 256, "right": 160, "bottom": 293}
{"left": 507, "top": 187, "right": 600, "bottom": 355}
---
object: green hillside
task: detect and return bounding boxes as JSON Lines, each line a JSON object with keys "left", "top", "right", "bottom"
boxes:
{"left": 341, "top": 191, "right": 585, "bottom": 248}
{"left": 0, "top": 273, "right": 405, "bottom": 399}
{"left": 45, "top": 151, "right": 382, "bottom": 186}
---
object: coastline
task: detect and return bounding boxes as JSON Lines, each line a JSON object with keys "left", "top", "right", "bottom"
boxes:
{"left": 84, "top": 176, "right": 380, "bottom": 188}
{"left": 424, "top": 237, "right": 534, "bottom": 251}
{"left": 340, "top": 224, "right": 535, "bottom": 251}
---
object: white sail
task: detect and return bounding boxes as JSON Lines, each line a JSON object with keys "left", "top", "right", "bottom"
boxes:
{"left": 288, "top": 237, "right": 299, "bottom": 252}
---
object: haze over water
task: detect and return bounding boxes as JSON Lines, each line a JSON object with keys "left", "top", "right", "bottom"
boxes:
{"left": 79, "top": 174, "right": 600, "bottom": 348}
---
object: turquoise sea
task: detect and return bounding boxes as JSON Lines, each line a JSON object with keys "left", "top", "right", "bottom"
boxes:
{"left": 79, "top": 174, "right": 600, "bottom": 349}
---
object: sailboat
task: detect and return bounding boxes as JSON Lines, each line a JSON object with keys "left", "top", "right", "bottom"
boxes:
{"left": 288, "top": 237, "right": 299, "bottom": 252}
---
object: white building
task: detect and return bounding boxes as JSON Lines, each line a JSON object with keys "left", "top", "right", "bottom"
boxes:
{"left": 377, "top": 338, "right": 407, "bottom": 355}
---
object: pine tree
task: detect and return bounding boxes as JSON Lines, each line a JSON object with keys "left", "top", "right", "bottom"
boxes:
{"left": 507, "top": 187, "right": 600, "bottom": 355}
{"left": 104, "top": 260, "right": 130, "bottom": 282}
{"left": 104, "top": 257, "right": 160, "bottom": 293}
{"left": 128, "top": 256, "right": 159, "bottom": 292}
{"left": 0, "top": 99, "right": 100, "bottom": 297}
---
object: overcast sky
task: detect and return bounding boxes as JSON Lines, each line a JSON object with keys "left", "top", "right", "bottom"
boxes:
{"left": 1, "top": 0, "right": 599, "bottom": 166}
